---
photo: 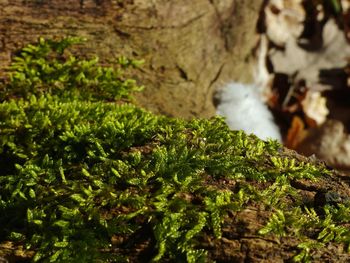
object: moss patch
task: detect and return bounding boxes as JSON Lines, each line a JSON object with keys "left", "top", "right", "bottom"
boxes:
{"left": 1, "top": 38, "right": 350, "bottom": 262}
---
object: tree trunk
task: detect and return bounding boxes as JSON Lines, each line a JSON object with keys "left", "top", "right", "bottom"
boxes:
{"left": 0, "top": 0, "right": 262, "bottom": 118}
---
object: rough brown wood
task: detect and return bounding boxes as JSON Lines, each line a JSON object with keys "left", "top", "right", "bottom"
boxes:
{"left": 0, "top": 0, "right": 262, "bottom": 118}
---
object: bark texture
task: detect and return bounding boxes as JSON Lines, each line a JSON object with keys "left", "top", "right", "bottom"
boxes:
{"left": 0, "top": 0, "right": 262, "bottom": 118}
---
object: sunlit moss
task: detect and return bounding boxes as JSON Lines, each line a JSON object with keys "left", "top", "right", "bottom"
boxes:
{"left": 0, "top": 38, "right": 347, "bottom": 262}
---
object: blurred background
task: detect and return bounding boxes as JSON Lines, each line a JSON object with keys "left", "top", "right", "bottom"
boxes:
{"left": 252, "top": 0, "right": 350, "bottom": 172}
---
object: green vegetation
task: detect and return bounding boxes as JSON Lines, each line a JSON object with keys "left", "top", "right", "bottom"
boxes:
{"left": 0, "top": 38, "right": 349, "bottom": 262}
{"left": 1, "top": 37, "right": 143, "bottom": 102}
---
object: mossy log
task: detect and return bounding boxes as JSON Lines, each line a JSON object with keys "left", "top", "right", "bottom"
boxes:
{"left": 1, "top": 96, "right": 350, "bottom": 262}
{"left": 0, "top": 36, "right": 349, "bottom": 259}
{"left": 2, "top": 2, "right": 350, "bottom": 262}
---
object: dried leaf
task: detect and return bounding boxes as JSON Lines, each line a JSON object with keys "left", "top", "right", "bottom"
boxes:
{"left": 265, "top": 0, "right": 305, "bottom": 47}
{"left": 285, "top": 115, "right": 308, "bottom": 149}
{"left": 297, "top": 120, "right": 350, "bottom": 169}
{"left": 301, "top": 91, "right": 329, "bottom": 126}
{"left": 342, "top": 0, "right": 350, "bottom": 11}
{"left": 270, "top": 19, "right": 350, "bottom": 88}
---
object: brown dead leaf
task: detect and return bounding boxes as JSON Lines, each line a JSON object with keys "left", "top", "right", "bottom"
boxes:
{"left": 285, "top": 115, "right": 308, "bottom": 149}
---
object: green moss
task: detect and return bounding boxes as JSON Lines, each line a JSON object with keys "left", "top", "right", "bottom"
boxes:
{"left": 0, "top": 37, "right": 143, "bottom": 102}
{"left": 0, "top": 38, "right": 349, "bottom": 262}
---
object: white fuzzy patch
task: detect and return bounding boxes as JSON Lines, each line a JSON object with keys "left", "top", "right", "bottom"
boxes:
{"left": 216, "top": 82, "right": 282, "bottom": 141}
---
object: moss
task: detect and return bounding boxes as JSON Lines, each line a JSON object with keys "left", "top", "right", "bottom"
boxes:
{"left": 0, "top": 38, "right": 349, "bottom": 262}
{"left": 0, "top": 37, "right": 143, "bottom": 102}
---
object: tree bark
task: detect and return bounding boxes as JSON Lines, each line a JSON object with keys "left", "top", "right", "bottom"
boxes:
{"left": 0, "top": 0, "right": 262, "bottom": 118}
